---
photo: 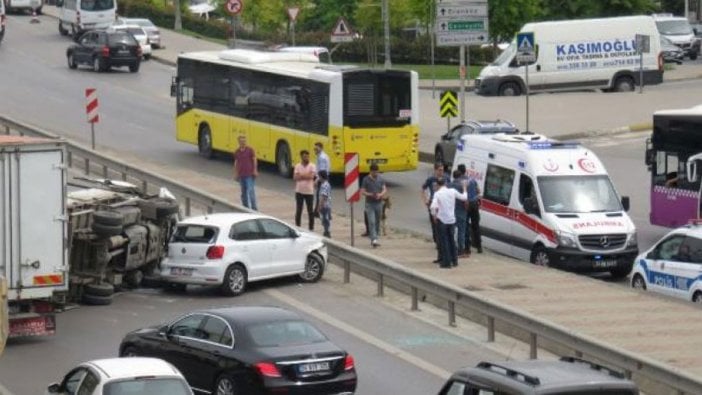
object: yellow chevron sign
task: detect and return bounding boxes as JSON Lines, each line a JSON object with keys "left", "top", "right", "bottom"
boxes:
{"left": 440, "top": 90, "right": 458, "bottom": 118}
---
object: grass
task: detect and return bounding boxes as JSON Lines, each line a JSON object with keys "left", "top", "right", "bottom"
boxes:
{"left": 338, "top": 63, "right": 484, "bottom": 80}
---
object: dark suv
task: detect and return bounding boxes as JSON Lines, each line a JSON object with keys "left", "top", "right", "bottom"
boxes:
{"left": 438, "top": 357, "right": 639, "bottom": 395}
{"left": 434, "top": 120, "right": 518, "bottom": 168}
{"left": 66, "top": 30, "right": 142, "bottom": 73}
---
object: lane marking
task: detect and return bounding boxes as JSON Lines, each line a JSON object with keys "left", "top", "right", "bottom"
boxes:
{"left": 265, "top": 288, "right": 452, "bottom": 379}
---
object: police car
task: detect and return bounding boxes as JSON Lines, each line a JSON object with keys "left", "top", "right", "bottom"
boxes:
{"left": 631, "top": 222, "right": 702, "bottom": 303}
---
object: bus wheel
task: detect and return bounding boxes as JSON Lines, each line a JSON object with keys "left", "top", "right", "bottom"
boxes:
{"left": 276, "top": 142, "right": 292, "bottom": 178}
{"left": 198, "top": 125, "right": 213, "bottom": 159}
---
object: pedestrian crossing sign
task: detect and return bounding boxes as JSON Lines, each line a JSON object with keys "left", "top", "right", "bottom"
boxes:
{"left": 516, "top": 32, "right": 535, "bottom": 54}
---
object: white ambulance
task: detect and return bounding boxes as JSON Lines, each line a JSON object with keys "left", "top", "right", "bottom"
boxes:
{"left": 452, "top": 133, "right": 638, "bottom": 278}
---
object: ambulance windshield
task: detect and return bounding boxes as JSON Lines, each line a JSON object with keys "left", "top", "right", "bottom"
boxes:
{"left": 538, "top": 175, "right": 622, "bottom": 213}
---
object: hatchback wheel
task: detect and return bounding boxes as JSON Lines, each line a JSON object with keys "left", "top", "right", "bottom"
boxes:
{"left": 299, "top": 253, "right": 324, "bottom": 283}
{"left": 214, "top": 374, "right": 238, "bottom": 395}
{"left": 221, "top": 264, "right": 247, "bottom": 296}
{"left": 93, "top": 57, "right": 103, "bottom": 72}
{"left": 129, "top": 62, "right": 140, "bottom": 73}
{"left": 631, "top": 274, "right": 646, "bottom": 290}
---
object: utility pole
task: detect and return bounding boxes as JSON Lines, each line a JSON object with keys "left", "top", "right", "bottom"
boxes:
{"left": 174, "top": 0, "right": 182, "bottom": 30}
{"left": 382, "top": 0, "right": 391, "bottom": 68}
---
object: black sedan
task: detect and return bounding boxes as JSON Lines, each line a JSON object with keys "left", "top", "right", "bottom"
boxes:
{"left": 119, "top": 306, "right": 357, "bottom": 395}
{"left": 67, "top": 30, "right": 141, "bottom": 73}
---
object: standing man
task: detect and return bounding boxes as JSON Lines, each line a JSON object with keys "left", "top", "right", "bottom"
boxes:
{"left": 294, "top": 150, "right": 317, "bottom": 230}
{"left": 233, "top": 135, "right": 258, "bottom": 210}
{"left": 430, "top": 177, "right": 468, "bottom": 268}
{"left": 316, "top": 170, "right": 332, "bottom": 238}
{"left": 421, "top": 163, "right": 451, "bottom": 263}
{"left": 361, "top": 163, "right": 387, "bottom": 248}
{"left": 451, "top": 169, "right": 469, "bottom": 258}
{"left": 313, "top": 142, "right": 330, "bottom": 215}
{"left": 466, "top": 172, "right": 483, "bottom": 253}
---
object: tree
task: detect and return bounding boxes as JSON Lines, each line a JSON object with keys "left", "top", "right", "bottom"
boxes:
{"left": 540, "top": 0, "right": 657, "bottom": 20}
{"left": 488, "top": 0, "right": 542, "bottom": 42}
{"left": 298, "top": 0, "right": 358, "bottom": 32}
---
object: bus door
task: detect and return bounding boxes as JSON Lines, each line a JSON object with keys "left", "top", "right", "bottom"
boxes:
{"left": 650, "top": 150, "right": 701, "bottom": 227}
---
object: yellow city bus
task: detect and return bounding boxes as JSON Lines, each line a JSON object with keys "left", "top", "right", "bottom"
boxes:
{"left": 170, "top": 49, "right": 420, "bottom": 176}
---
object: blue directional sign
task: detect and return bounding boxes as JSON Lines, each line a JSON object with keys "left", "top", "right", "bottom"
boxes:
{"left": 516, "top": 32, "right": 535, "bottom": 54}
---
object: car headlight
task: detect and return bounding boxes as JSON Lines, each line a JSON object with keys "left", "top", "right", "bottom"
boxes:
{"left": 557, "top": 231, "right": 578, "bottom": 248}
{"left": 626, "top": 233, "right": 638, "bottom": 248}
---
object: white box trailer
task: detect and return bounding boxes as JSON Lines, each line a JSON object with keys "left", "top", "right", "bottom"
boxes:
{"left": 0, "top": 136, "right": 68, "bottom": 338}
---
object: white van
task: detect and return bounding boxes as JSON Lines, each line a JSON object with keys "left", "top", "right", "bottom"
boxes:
{"left": 56, "top": 0, "right": 117, "bottom": 38}
{"left": 653, "top": 13, "right": 701, "bottom": 60}
{"left": 476, "top": 16, "right": 663, "bottom": 96}
{"left": 452, "top": 133, "right": 638, "bottom": 278}
{"left": 5, "top": 0, "right": 43, "bottom": 14}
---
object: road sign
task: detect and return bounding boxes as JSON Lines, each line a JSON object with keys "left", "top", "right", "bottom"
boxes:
{"left": 224, "top": 0, "right": 243, "bottom": 16}
{"left": 440, "top": 90, "right": 458, "bottom": 118}
{"left": 516, "top": 32, "right": 536, "bottom": 63}
{"left": 331, "top": 16, "right": 354, "bottom": 43}
{"left": 635, "top": 34, "right": 650, "bottom": 54}
{"left": 345, "top": 153, "right": 360, "bottom": 202}
{"left": 85, "top": 88, "right": 99, "bottom": 124}
{"left": 287, "top": 7, "right": 299, "bottom": 22}
{"left": 435, "top": 0, "right": 489, "bottom": 46}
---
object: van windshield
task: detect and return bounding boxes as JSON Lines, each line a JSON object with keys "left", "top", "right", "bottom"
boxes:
{"left": 492, "top": 42, "right": 516, "bottom": 66}
{"left": 537, "top": 175, "right": 622, "bottom": 213}
{"left": 656, "top": 20, "right": 692, "bottom": 35}
{"left": 80, "top": 0, "right": 114, "bottom": 11}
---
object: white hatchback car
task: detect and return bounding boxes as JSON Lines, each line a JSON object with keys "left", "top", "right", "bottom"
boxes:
{"left": 46, "top": 357, "right": 193, "bottom": 395}
{"left": 160, "top": 213, "right": 327, "bottom": 296}
{"left": 631, "top": 222, "right": 702, "bottom": 303}
{"left": 108, "top": 25, "right": 152, "bottom": 59}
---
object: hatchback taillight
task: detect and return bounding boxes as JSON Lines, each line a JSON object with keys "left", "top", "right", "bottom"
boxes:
{"left": 206, "top": 245, "right": 225, "bottom": 259}
{"left": 101, "top": 46, "right": 109, "bottom": 57}
{"left": 136, "top": 45, "right": 142, "bottom": 57}
{"left": 255, "top": 362, "right": 281, "bottom": 378}
{"left": 344, "top": 355, "right": 355, "bottom": 371}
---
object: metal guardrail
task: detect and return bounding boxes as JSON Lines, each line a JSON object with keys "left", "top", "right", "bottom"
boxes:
{"left": 2, "top": 115, "right": 700, "bottom": 395}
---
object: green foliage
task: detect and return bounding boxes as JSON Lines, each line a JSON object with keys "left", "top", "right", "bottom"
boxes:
{"left": 298, "top": 0, "right": 358, "bottom": 32}
{"left": 488, "top": 0, "right": 541, "bottom": 42}
{"left": 540, "top": 0, "right": 658, "bottom": 20}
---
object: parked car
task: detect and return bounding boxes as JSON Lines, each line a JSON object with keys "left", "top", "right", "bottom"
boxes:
{"left": 159, "top": 213, "right": 327, "bottom": 296}
{"left": 108, "top": 24, "right": 152, "bottom": 59}
{"left": 438, "top": 357, "right": 639, "bottom": 394}
{"left": 46, "top": 357, "right": 193, "bottom": 395}
{"left": 434, "top": 119, "right": 518, "bottom": 167}
{"left": 661, "top": 36, "right": 684, "bottom": 64}
{"left": 66, "top": 30, "right": 141, "bottom": 73}
{"left": 653, "top": 13, "right": 701, "bottom": 60}
{"left": 117, "top": 17, "right": 161, "bottom": 48}
{"left": 631, "top": 221, "right": 702, "bottom": 303}
{"left": 119, "top": 306, "right": 358, "bottom": 395}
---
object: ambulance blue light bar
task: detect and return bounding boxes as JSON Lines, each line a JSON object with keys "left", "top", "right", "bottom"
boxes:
{"left": 527, "top": 141, "right": 580, "bottom": 150}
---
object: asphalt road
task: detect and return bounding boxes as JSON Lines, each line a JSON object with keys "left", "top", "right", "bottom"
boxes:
{"left": 0, "top": 267, "right": 509, "bottom": 395}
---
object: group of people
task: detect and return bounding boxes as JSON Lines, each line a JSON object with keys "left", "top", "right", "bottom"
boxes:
{"left": 421, "top": 163, "right": 482, "bottom": 269}
{"left": 233, "top": 136, "right": 333, "bottom": 238}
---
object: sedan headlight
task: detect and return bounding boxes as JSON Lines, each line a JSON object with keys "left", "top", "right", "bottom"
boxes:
{"left": 556, "top": 231, "right": 578, "bottom": 248}
{"left": 626, "top": 233, "right": 638, "bottom": 248}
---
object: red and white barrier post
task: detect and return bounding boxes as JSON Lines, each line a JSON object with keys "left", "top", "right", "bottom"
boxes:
{"left": 85, "top": 88, "right": 99, "bottom": 149}
{"left": 344, "top": 153, "right": 360, "bottom": 246}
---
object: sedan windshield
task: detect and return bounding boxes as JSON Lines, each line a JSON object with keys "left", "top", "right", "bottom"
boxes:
{"left": 657, "top": 20, "right": 693, "bottom": 35}
{"left": 103, "top": 378, "right": 191, "bottom": 395}
{"left": 246, "top": 320, "right": 328, "bottom": 347}
{"left": 537, "top": 175, "right": 622, "bottom": 213}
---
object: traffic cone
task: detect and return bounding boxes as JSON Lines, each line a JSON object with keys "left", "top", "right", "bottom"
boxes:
{"left": 30, "top": 8, "right": 40, "bottom": 24}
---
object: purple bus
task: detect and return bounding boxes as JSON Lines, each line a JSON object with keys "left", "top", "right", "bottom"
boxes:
{"left": 647, "top": 106, "right": 702, "bottom": 227}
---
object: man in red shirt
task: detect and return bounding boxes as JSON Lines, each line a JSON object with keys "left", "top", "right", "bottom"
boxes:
{"left": 233, "top": 135, "right": 258, "bottom": 210}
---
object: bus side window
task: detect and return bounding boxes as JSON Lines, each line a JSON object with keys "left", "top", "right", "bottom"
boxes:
{"left": 655, "top": 151, "right": 680, "bottom": 187}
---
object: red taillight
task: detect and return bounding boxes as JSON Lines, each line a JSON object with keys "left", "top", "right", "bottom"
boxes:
{"left": 206, "top": 245, "right": 225, "bottom": 259}
{"left": 101, "top": 46, "right": 109, "bottom": 57}
{"left": 136, "top": 46, "right": 142, "bottom": 57}
{"left": 344, "top": 355, "right": 355, "bottom": 371}
{"left": 255, "top": 362, "right": 282, "bottom": 378}
{"left": 658, "top": 53, "right": 664, "bottom": 71}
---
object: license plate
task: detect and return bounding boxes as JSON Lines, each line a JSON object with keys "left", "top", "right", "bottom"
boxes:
{"left": 298, "top": 361, "right": 330, "bottom": 373}
{"left": 594, "top": 259, "right": 617, "bottom": 268}
{"left": 118, "top": 50, "right": 130, "bottom": 55}
{"left": 366, "top": 159, "right": 388, "bottom": 165}
{"left": 170, "top": 267, "right": 193, "bottom": 276}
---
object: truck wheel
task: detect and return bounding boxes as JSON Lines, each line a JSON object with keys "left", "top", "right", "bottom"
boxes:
{"left": 82, "top": 293, "right": 113, "bottom": 306}
{"left": 276, "top": 142, "right": 293, "bottom": 178}
{"left": 123, "top": 270, "right": 144, "bottom": 289}
{"left": 84, "top": 283, "right": 114, "bottom": 297}
{"left": 613, "top": 76, "right": 634, "bottom": 92}
{"left": 153, "top": 198, "right": 179, "bottom": 219}
{"left": 91, "top": 222, "right": 123, "bottom": 237}
{"left": 498, "top": 81, "right": 521, "bottom": 96}
{"left": 93, "top": 210, "right": 124, "bottom": 226}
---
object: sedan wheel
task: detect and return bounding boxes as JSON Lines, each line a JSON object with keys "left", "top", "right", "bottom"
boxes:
{"left": 299, "top": 253, "right": 324, "bottom": 283}
{"left": 215, "top": 375, "right": 237, "bottom": 395}
{"left": 631, "top": 274, "right": 646, "bottom": 290}
{"left": 67, "top": 53, "right": 77, "bottom": 69}
{"left": 221, "top": 264, "right": 247, "bottom": 296}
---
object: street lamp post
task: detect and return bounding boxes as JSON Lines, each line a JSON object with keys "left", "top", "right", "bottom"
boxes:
{"left": 382, "top": 0, "right": 391, "bottom": 68}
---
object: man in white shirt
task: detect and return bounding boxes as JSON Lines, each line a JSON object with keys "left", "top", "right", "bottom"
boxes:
{"left": 430, "top": 177, "right": 468, "bottom": 268}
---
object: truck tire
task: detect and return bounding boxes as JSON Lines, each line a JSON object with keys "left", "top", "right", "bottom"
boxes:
{"left": 123, "top": 270, "right": 143, "bottom": 289}
{"left": 91, "top": 222, "right": 123, "bottom": 237}
{"left": 93, "top": 210, "right": 124, "bottom": 226}
{"left": 82, "top": 293, "right": 113, "bottom": 306}
{"left": 84, "top": 283, "right": 114, "bottom": 297}
{"left": 139, "top": 198, "right": 179, "bottom": 220}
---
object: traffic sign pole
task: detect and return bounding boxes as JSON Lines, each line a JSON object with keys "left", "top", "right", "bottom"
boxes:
{"left": 459, "top": 45, "right": 466, "bottom": 122}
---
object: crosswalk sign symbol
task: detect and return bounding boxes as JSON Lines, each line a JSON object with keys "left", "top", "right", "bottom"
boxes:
{"left": 516, "top": 32, "right": 535, "bottom": 54}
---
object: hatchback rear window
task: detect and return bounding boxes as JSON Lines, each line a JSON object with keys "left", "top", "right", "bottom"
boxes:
{"left": 172, "top": 225, "right": 218, "bottom": 243}
{"left": 108, "top": 32, "right": 137, "bottom": 46}
{"left": 103, "top": 378, "right": 191, "bottom": 395}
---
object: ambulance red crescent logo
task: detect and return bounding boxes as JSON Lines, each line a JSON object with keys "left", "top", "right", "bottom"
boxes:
{"left": 578, "top": 158, "right": 596, "bottom": 173}
{"left": 543, "top": 159, "right": 558, "bottom": 172}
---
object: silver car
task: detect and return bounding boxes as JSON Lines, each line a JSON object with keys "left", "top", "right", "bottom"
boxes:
{"left": 434, "top": 119, "right": 518, "bottom": 167}
{"left": 121, "top": 17, "right": 161, "bottom": 48}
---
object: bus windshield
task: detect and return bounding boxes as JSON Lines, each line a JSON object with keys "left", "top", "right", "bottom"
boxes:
{"left": 538, "top": 175, "right": 622, "bottom": 213}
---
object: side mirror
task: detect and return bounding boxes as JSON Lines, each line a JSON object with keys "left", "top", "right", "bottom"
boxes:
{"left": 644, "top": 148, "right": 655, "bottom": 166}
{"left": 47, "top": 383, "right": 61, "bottom": 393}
{"left": 621, "top": 196, "right": 630, "bottom": 212}
{"left": 158, "top": 325, "right": 170, "bottom": 338}
{"left": 688, "top": 160, "right": 698, "bottom": 183}
{"left": 508, "top": 58, "right": 519, "bottom": 68}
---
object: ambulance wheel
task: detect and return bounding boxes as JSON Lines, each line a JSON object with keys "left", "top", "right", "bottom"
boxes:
{"left": 123, "top": 270, "right": 144, "bottom": 289}
{"left": 530, "top": 245, "right": 550, "bottom": 267}
{"left": 693, "top": 291, "right": 702, "bottom": 304}
{"left": 631, "top": 274, "right": 646, "bottom": 290}
{"left": 82, "top": 293, "right": 113, "bottom": 306}
{"left": 613, "top": 76, "right": 634, "bottom": 92}
{"left": 498, "top": 81, "right": 521, "bottom": 96}
{"left": 84, "top": 283, "right": 114, "bottom": 297}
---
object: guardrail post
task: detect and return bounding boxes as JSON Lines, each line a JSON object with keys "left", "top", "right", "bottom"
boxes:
{"left": 102, "top": 165, "right": 108, "bottom": 179}
{"left": 377, "top": 273, "right": 384, "bottom": 297}
{"left": 411, "top": 287, "right": 419, "bottom": 311}
{"left": 185, "top": 197, "right": 191, "bottom": 217}
{"left": 529, "top": 333, "right": 537, "bottom": 359}
{"left": 207, "top": 206, "right": 214, "bottom": 214}
{"left": 448, "top": 301, "right": 456, "bottom": 327}
{"left": 67, "top": 151, "right": 72, "bottom": 168}
{"left": 343, "top": 260, "right": 351, "bottom": 283}
{"left": 624, "top": 370, "right": 632, "bottom": 380}
{"left": 3, "top": 125, "right": 9, "bottom": 135}
{"left": 84, "top": 158, "right": 90, "bottom": 175}
{"left": 575, "top": 350, "right": 583, "bottom": 358}
{"left": 121, "top": 172, "right": 127, "bottom": 181}
{"left": 487, "top": 316, "right": 495, "bottom": 342}
{"left": 142, "top": 180, "right": 148, "bottom": 193}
